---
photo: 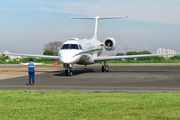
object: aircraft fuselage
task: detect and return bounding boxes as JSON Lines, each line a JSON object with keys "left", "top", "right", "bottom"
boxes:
{"left": 58, "top": 38, "right": 102, "bottom": 65}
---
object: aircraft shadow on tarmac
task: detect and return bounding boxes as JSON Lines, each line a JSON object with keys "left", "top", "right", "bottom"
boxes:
{"left": 54, "top": 68, "right": 95, "bottom": 76}
{"left": 115, "top": 71, "right": 169, "bottom": 72}
{"left": 53, "top": 69, "right": 169, "bottom": 76}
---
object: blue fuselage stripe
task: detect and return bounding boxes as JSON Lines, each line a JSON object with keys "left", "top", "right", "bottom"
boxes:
{"left": 72, "top": 52, "right": 82, "bottom": 58}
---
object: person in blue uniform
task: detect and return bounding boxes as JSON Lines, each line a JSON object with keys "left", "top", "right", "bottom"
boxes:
{"left": 20, "top": 58, "right": 44, "bottom": 86}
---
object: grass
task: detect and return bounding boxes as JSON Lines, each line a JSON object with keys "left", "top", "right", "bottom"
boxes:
{"left": 0, "top": 91, "right": 180, "bottom": 119}
{"left": 108, "top": 58, "right": 180, "bottom": 63}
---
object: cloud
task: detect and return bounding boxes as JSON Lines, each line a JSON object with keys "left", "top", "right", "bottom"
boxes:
{"left": 34, "top": 0, "right": 180, "bottom": 25}
{"left": 0, "top": 8, "right": 27, "bottom": 12}
{"left": 2, "top": 0, "right": 180, "bottom": 24}
{"left": 36, "top": 6, "right": 58, "bottom": 12}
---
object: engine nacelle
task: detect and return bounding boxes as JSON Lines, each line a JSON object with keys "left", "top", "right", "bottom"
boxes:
{"left": 104, "top": 37, "right": 116, "bottom": 51}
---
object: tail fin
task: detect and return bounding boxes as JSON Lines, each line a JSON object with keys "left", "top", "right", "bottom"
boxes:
{"left": 69, "top": 16, "right": 128, "bottom": 40}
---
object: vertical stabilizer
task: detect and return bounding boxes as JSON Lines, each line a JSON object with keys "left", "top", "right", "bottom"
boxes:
{"left": 92, "top": 16, "right": 99, "bottom": 40}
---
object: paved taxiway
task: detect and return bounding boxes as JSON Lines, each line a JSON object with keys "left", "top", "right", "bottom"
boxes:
{"left": 0, "top": 64, "right": 180, "bottom": 91}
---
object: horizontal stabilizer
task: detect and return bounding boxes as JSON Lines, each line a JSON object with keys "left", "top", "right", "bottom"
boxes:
{"left": 69, "top": 16, "right": 128, "bottom": 20}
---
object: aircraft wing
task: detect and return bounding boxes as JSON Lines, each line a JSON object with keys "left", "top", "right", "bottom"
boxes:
{"left": 94, "top": 53, "right": 177, "bottom": 62}
{"left": 2, "top": 53, "right": 59, "bottom": 59}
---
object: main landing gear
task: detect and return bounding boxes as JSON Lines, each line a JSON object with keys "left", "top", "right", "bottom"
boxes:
{"left": 101, "top": 61, "right": 109, "bottom": 72}
{"left": 64, "top": 64, "right": 73, "bottom": 76}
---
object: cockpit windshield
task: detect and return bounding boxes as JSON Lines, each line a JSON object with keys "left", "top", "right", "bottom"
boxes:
{"left": 61, "top": 44, "right": 83, "bottom": 50}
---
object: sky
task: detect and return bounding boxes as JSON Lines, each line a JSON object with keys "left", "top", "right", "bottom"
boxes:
{"left": 0, "top": 0, "right": 180, "bottom": 55}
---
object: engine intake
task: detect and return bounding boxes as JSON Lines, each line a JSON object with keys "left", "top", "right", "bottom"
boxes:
{"left": 104, "top": 37, "right": 116, "bottom": 51}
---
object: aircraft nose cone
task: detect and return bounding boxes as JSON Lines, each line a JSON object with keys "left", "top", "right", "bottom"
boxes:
{"left": 59, "top": 52, "right": 75, "bottom": 64}
{"left": 59, "top": 55, "right": 71, "bottom": 64}
{"left": 59, "top": 50, "right": 82, "bottom": 64}
{"left": 61, "top": 58, "right": 72, "bottom": 64}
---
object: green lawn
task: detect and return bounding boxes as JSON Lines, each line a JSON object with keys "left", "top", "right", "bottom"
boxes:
{"left": 0, "top": 91, "right": 180, "bottom": 120}
{"left": 108, "top": 59, "right": 180, "bottom": 63}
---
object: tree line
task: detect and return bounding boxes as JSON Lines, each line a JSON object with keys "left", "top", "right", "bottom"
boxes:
{"left": 116, "top": 51, "right": 179, "bottom": 61}
{"left": 43, "top": 41, "right": 63, "bottom": 56}
{"left": 2, "top": 41, "right": 180, "bottom": 64}
{"left": 42, "top": 41, "right": 180, "bottom": 62}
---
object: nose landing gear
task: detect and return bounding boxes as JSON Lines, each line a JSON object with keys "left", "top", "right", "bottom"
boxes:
{"left": 63, "top": 64, "right": 73, "bottom": 76}
{"left": 65, "top": 69, "right": 72, "bottom": 76}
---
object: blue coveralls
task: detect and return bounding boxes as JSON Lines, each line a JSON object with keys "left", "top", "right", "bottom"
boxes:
{"left": 28, "top": 61, "right": 35, "bottom": 84}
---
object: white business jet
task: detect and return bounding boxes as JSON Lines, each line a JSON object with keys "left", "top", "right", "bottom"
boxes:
{"left": 3, "top": 16, "right": 177, "bottom": 76}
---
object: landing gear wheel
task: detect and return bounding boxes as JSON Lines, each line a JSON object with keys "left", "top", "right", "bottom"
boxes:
{"left": 69, "top": 70, "right": 72, "bottom": 76}
{"left": 65, "top": 70, "right": 68, "bottom": 76}
{"left": 106, "top": 66, "right": 109, "bottom": 72}
{"left": 67, "top": 70, "right": 72, "bottom": 76}
{"left": 102, "top": 66, "right": 105, "bottom": 72}
{"left": 64, "top": 64, "right": 73, "bottom": 76}
{"left": 106, "top": 68, "right": 109, "bottom": 72}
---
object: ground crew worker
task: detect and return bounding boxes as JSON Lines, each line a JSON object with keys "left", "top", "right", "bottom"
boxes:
{"left": 19, "top": 58, "right": 44, "bottom": 86}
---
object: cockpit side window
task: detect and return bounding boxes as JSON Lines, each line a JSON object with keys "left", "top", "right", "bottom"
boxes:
{"left": 79, "top": 45, "right": 83, "bottom": 50}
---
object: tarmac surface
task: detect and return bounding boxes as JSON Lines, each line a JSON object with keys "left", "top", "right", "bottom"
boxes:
{"left": 0, "top": 64, "right": 180, "bottom": 92}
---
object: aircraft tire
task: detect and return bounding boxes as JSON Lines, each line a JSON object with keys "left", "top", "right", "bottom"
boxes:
{"left": 102, "top": 66, "right": 105, "bottom": 72}
{"left": 69, "top": 70, "right": 72, "bottom": 76}
{"left": 106, "top": 66, "right": 109, "bottom": 72}
{"left": 65, "top": 70, "right": 68, "bottom": 76}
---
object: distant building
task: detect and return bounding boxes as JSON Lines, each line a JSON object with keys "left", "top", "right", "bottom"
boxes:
{"left": 1, "top": 51, "right": 22, "bottom": 60}
{"left": 157, "top": 48, "right": 176, "bottom": 57}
